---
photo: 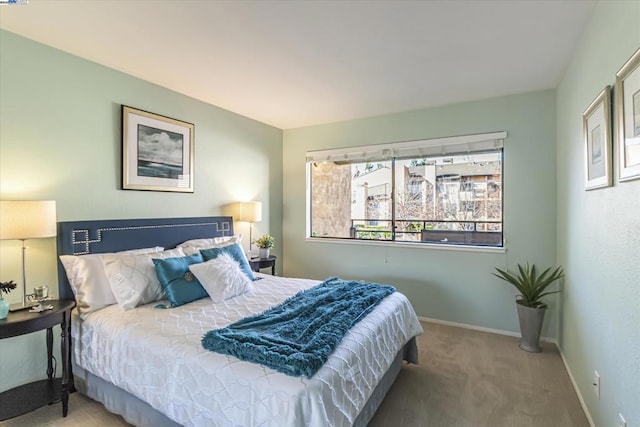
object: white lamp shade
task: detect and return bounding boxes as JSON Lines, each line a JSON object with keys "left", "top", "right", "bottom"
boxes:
{"left": 0, "top": 200, "right": 57, "bottom": 240}
{"left": 233, "top": 201, "right": 262, "bottom": 223}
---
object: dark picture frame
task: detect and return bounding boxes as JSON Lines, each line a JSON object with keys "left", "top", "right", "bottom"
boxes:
{"left": 583, "top": 86, "right": 612, "bottom": 190}
{"left": 615, "top": 48, "right": 640, "bottom": 182}
{"left": 122, "top": 105, "right": 194, "bottom": 192}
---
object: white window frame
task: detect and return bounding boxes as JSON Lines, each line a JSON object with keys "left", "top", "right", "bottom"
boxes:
{"left": 306, "top": 131, "right": 507, "bottom": 251}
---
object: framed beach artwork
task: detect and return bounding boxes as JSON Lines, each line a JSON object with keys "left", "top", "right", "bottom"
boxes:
{"left": 583, "top": 86, "right": 612, "bottom": 190}
{"left": 122, "top": 106, "right": 194, "bottom": 192}
{"left": 615, "top": 48, "right": 640, "bottom": 182}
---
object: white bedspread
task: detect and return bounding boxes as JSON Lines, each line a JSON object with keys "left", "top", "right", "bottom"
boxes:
{"left": 72, "top": 274, "right": 423, "bottom": 427}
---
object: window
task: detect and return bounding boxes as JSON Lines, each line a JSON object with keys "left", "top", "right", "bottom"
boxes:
{"left": 307, "top": 132, "right": 505, "bottom": 247}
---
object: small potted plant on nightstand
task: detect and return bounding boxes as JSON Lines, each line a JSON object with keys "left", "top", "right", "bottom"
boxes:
{"left": 0, "top": 280, "right": 17, "bottom": 320}
{"left": 493, "top": 263, "right": 564, "bottom": 353}
{"left": 254, "top": 234, "right": 275, "bottom": 259}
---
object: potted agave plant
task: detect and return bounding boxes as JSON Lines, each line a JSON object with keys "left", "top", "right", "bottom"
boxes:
{"left": 493, "top": 263, "right": 564, "bottom": 353}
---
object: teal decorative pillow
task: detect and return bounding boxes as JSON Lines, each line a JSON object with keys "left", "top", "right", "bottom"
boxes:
{"left": 153, "top": 253, "right": 207, "bottom": 307}
{"left": 199, "top": 243, "right": 255, "bottom": 281}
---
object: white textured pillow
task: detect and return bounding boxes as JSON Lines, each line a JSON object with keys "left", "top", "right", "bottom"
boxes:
{"left": 189, "top": 253, "right": 254, "bottom": 303}
{"left": 59, "top": 247, "right": 164, "bottom": 318}
{"left": 101, "top": 248, "right": 185, "bottom": 310}
{"left": 179, "top": 235, "right": 243, "bottom": 256}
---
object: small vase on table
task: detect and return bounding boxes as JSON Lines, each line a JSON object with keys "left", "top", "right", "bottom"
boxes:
{"left": 0, "top": 297, "right": 9, "bottom": 320}
{"left": 0, "top": 280, "right": 17, "bottom": 320}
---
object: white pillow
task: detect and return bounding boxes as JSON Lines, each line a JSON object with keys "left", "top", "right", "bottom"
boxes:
{"left": 101, "top": 247, "right": 185, "bottom": 310}
{"left": 189, "top": 253, "right": 254, "bottom": 303}
{"left": 179, "top": 235, "right": 243, "bottom": 256}
{"left": 59, "top": 247, "right": 164, "bottom": 318}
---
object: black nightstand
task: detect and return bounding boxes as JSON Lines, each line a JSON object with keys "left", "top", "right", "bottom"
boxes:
{"left": 0, "top": 299, "right": 76, "bottom": 421}
{"left": 249, "top": 256, "right": 277, "bottom": 275}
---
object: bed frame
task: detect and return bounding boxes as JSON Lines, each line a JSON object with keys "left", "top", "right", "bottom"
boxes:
{"left": 57, "top": 216, "right": 233, "bottom": 301}
{"left": 56, "top": 216, "right": 412, "bottom": 427}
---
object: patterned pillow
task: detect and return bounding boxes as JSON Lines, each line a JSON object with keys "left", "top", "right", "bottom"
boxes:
{"left": 178, "top": 235, "right": 243, "bottom": 256}
{"left": 153, "top": 253, "right": 207, "bottom": 308}
{"left": 101, "top": 248, "right": 184, "bottom": 310}
{"left": 189, "top": 253, "right": 254, "bottom": 302}
{"left": 199, "top": 243, "right": 255, "bottom": 281}
{"left": 59, "top": 246, "right": 164, "bottom": 318}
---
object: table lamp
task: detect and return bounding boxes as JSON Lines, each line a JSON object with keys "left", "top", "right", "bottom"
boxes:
{"left": 232, "top": 201, "right": 262, "bottom": 253}
{"left": 0, "top": 200, "right": 57, "bottom": 311}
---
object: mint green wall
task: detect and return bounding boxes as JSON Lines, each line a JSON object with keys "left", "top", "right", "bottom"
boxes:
{"left": 556, "top": 2, "right": 640, "bottom": 426}
{"left": 283, "top": 90, "right": 558, "bottom": 336}
{"left": 0, "top": 30, "right": 283, "bottom": 391}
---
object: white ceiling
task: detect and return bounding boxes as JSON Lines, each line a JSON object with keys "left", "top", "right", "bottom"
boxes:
{"left": 0, "top": 0, "right": 595, "bottom": 129}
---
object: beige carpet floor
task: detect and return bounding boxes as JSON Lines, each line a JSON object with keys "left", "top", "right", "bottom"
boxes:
{"left": 1, "top": 321, "right": 589, "bottom": 427}
{"left": 369, "top": 322, "right": 589, "bottom": 427}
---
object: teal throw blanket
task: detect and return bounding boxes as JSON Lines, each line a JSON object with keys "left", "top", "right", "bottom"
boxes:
{"left": 201, "top": 277, "right": 395, "bottom": 378}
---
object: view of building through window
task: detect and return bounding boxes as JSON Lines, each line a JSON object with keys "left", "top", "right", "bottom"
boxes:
{"left": 309, "top": 150, "right": 503, "bottom": 247}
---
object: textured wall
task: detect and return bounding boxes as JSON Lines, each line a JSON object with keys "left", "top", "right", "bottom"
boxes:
{"left": 0, "top": 30, "right": 283, "bottom": 392}
{"left": 556, "top": 2, "right": 640, "bottom": 426}
{"left": 310, "top": 162, "right": 352, "bottom": 237}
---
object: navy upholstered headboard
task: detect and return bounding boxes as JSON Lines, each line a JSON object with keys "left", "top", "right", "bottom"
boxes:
{"left": 57, "top": 216, "right": 233, "bottom": 301}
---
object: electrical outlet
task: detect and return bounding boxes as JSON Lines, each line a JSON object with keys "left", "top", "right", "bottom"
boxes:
{"left": 593, "top": 370, "right": 600, "bottom": 400}
{"left": 618, "top": 413, "right": 627, "bottom": 427}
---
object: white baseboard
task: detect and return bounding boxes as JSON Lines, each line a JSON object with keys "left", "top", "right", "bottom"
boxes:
{"left": 417, "top": 316, "right": 557, "bottom": 343}
{"left": 557, "top": 347, "right": 596, "bottom": 427}
{"left": 418, "top": 316, "right": 594, "bottom": 426}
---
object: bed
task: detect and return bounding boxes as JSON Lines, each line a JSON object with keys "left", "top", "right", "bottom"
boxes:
{"left": 57, "top": 216, "right": 423, "bottom": 427}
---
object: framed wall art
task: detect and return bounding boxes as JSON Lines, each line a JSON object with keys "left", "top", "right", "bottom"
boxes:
{"left": 615, "top": 47, "right": 640, "bottom": 182}
{"left": 122, "top": 105, "right": 195, "bottom": 192}
{"left": 583, "top": 86, "right": 612, "bottom": 190}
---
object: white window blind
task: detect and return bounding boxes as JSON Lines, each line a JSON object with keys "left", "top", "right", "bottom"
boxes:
{"left": 305, "top": 131, "right": 506, "bottom": 163}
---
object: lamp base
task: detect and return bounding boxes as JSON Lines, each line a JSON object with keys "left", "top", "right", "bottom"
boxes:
{"left": 9, "top": 301, "right": 38, "bottom": 312}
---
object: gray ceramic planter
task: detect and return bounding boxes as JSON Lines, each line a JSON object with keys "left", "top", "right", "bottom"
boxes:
{"left": 516, "top": 302, "right": 546, "bottom": 352}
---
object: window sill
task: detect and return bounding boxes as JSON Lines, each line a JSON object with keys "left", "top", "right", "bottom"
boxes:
{"left": 305, "top": 237, "right": 507, "bottom": 254}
